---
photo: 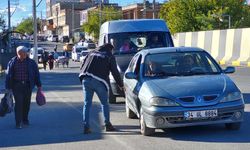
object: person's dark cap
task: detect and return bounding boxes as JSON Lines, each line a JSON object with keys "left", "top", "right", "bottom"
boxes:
{"left": 99, "top": 43, "right": 114, "bottom": 51}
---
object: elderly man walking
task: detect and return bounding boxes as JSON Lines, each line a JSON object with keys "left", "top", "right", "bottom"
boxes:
{"left": 79, "top": 43, "right": 124, "bottom": 134}
{"left": 5, "top": 46, "right": 42, "bottom": 129}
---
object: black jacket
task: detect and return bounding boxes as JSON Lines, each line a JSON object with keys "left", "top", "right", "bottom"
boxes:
{"left": 79, "top": 44, "right": 123, "bottom": 91}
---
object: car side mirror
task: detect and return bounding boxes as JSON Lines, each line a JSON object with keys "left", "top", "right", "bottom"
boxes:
{"left": 125, "top": 72, "right": 137, "bottom": 79}
{"left": 223, "top": 66, "right": 235, "bottom": 74}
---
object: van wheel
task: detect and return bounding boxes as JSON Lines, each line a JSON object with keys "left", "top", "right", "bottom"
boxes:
{"left": 125, "top": 98, "right": 137, "bottom": 119}
{"left": 140, "top": 108, "right": 155, "bottom": 136}
{"left": 225, "top": 122, "right": 241, "bottom": 130}
{"left": 109, "top": 91, "right": 116, "bottom": 104}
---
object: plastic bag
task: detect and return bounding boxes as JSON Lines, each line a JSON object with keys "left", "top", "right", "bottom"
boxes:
{"left": 36, "top": 89, "right": 46, "bottom": 106}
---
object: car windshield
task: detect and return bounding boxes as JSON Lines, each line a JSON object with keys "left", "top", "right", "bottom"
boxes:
{"left": 108, "top": 32, "right": 173, "bottom": 55}
{"left": 144, "top": 51, "right": 222, "bottom": 77}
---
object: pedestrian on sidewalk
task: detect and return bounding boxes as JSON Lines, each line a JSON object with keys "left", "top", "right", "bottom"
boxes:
{"left": 5, "top": 46, "right": 42, "bottom": 129}
{"left": 41, "top": 50, "right": 49, "bottom": 70}
{"left": 48, "top": 52, "right": 54, "bottom": 70}
{"left": 79, "top": 43, "right": 124, "bottom": 134}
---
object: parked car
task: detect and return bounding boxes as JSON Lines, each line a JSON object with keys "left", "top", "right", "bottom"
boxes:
{"left": 60, "top": 36, "right": 70, "bottom": 43}
{"left": 29, "top": 47, "right": 45, "bottom": 63}
{"left": 124, "top": 47, "right": 245, "bottom": 136}
{"left": 83, "top": 39, "right": 96, "bottom": 49}
{"left": 80, "top": 49, "right": 90, "bottom": 63}
{"left": 71, "top": 46, "right": 88, "bottom": 62}
{"left": 63, "top": 43, "right": 74, "bottom": 51}
{"left": 99, "top": 19, "right": 174, "bottom": 103}
{"left": 47, "top": 35, "right": 58, "bottom": 42}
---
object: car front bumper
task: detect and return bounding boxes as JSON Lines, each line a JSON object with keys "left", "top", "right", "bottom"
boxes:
{"left": 142, "top": 101, "right": 244, "bottom": 129}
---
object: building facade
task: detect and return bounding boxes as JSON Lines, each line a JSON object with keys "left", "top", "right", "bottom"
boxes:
{"left": 46, "top": 1, "right": 92, "bottom": 37}
{"left": 122, "top": 2, "right": 161, "bottom": 19}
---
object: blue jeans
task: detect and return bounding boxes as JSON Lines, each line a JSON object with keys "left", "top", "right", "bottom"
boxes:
{"left": 82, "top": 77, "right": 110, "bottom": 128}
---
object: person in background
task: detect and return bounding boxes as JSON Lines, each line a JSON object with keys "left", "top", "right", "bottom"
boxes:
{"left": 149, "top": 35, "right": 163, "bottom": 48}
{"left": 48, "top": 52, "right": 54, "bottom": 70}
{"left": 79, "top": 43, "right": 124, "bottom": 134}
{"left": 63, "top": 50, "right": 70, "bottom": 68}
{"left": 5, "top": 46, "right": 42, "bottom": 129}
{"left": 41, "top": 50, "right": 49, "bottom": 70}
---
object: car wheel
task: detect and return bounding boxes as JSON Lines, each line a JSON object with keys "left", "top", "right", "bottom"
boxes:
{"left": 225, "top": 122, "right": 241, "bottom": 130}
{"left": 109, "top": 90, "right": 116, "bottom": 104}
{"left": 140, "top": 107, "right": 155, "bottom": 136}
{"left": 125, "top": 98, "right": 137, "bottom": 119}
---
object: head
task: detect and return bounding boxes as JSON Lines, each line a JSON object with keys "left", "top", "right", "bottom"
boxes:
{"left": 16, "top": 46, "right": 28, "bottom": 60}
{"left": 152, "top": 35, "right": 159, "bottom": 43}
{"left": 183, "top": 55, "right": 195, "bottom": 66}
{"left": 99, "top": 43, "right": 114, "bottom": 52}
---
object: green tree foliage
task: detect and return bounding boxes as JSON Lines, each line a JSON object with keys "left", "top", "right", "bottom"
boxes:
{"left": 16, "top": 17, "right": 41, "bottom": 35}
{"left": 160, "top": 0, "right": 250, "bottom": 34}
{"left": 82, "top": 6, "right": 122, "bottom": 40}
{"left": 0, "top": 14, "right": 6, "bottom": 30}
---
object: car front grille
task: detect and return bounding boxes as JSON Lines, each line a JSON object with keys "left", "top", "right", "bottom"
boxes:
{"left": 178, "top": 95, "right": 218, "bottom": 103}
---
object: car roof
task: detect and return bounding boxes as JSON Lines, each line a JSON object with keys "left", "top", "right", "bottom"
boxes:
{"left": 139, "top": 47, "right": 205, "bottom": 55}
{"left": 101, "top": 19, "right": 170, "bottom": 34}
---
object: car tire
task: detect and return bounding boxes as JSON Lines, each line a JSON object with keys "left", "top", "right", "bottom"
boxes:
{"left": 125, "top": 98, "right": 137, "bottom": 119}
{"left": 109, "top": 90, "right": 116, "bottom": 104}
{"left": 225, "top": 122, "right": 241, "bottom": 130}
{"left": 140, "top": 107, "right": 155, "bottom": 136}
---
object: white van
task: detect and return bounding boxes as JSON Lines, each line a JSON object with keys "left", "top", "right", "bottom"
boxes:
{"left": 99, "top": 19, "right": 174, "bottom": 103}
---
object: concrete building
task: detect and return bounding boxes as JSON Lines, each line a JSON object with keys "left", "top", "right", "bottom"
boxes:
{"left": 122, "top": 1, "right": 161, "bottom": 19}
{"left": 80, "top": 3, "right": 121, "bottom": 26}
{"left": 46, "top": 1, "right": 92, "bottom": 37}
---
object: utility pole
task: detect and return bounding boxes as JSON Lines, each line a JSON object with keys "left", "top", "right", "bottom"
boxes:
{"left": 72, "top": 2, "right": 74, "bottom": 39}
{"left": 143, "top": 0, "right": 146, "bottom": 19}
{"left": 8, "top": 0, "right": 11, "bottom": 53}
{"left": 33, "top": 0, "right": 38, "bottom": 63}
{"left": 153, "top": 0, "right": 155, "bottom": 19}
{"left": 99, "top": 0, "right": 102, "bottom": 28}
{"left": 56, "top": 7, "right": 59, "bottom": 35}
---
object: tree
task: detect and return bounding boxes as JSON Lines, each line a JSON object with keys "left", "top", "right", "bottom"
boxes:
{"left": 15, "top": 17, "right": 41, "bottom": 35}
{"left": 82, "top": 6, "right": 122, "bottom": 40}
{"left": 160, "top": 0, "right": 250, "bottom": 34}
{"left": 0, "top": 14, "right": 6, "bottom": 31}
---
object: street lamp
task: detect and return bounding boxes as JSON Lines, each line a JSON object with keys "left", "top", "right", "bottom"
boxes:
{"left": 219, "top": 14, "right": 231, "bottom": 29}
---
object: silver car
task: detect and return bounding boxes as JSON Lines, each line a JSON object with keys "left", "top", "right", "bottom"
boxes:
{"left": 124, "top": 47, "right": 245, "bottom": 136}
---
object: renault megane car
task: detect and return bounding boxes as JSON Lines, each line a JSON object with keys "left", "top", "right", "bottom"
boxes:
{"left": 123, "top": 47, "right": 245, "bottom": 136}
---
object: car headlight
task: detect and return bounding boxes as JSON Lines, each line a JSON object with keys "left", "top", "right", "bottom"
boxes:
{"left": 150, "top": 97, "right": 179, "bottom": 106}
{"left": 221, "top": 92, "right": 242, "bottom": 103}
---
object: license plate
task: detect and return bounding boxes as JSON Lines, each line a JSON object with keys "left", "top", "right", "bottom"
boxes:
{"left": 184, "top": 109, "right": 218, "bottom": 119}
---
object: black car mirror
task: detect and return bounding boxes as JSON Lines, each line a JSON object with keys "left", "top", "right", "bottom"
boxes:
{"left": 223, "top": 66, "right": 235, "bottom": 74}
{"left": 125, "top": 72, "right": 137, "bottom": 79}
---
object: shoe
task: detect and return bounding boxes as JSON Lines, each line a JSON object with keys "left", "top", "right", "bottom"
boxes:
{"left": 23, "top": 120, "right": 29, "bottom": 126}
{"left": 83, "top": 127, "right": 92, "bottom": 134}
{"left": 105, "top": 123, "right": 116, "bottom": 131}
{"left": 16, "top": 124, "right": 22, "bottom": 129}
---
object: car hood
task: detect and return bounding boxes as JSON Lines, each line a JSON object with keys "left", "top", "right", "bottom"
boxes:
{"left": 146, "top": 75, "right": 236, "bottom": 98}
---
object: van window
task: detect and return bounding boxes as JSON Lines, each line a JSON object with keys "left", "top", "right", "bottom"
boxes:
{"left": 109, "top": 32, "right": 173, "bottom": 55}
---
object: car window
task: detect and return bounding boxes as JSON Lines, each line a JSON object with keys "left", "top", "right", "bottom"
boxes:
{"left": 144, "top": 51, "right": 221, "bottom": 77}
{"left": 109, "top": 32, "right": 173, "bottom": 55}
{"left": 128, "top": 54, "right": 139, "bottom": 72}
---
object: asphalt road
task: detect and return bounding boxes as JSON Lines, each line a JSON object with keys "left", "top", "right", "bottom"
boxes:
{"left": 0, "top": 61, "right": 250, "bottom": 150}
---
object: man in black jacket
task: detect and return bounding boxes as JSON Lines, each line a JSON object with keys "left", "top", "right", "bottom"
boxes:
{"left": 79, "top": 43, "right": 123, "bottom": 134}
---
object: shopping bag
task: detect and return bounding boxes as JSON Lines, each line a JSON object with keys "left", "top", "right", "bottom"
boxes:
{"left": 36, "top": 89, "right": 46, "bottom": 106}
{"left": 0, "top": 91, "right": 14, "bottom": 117}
